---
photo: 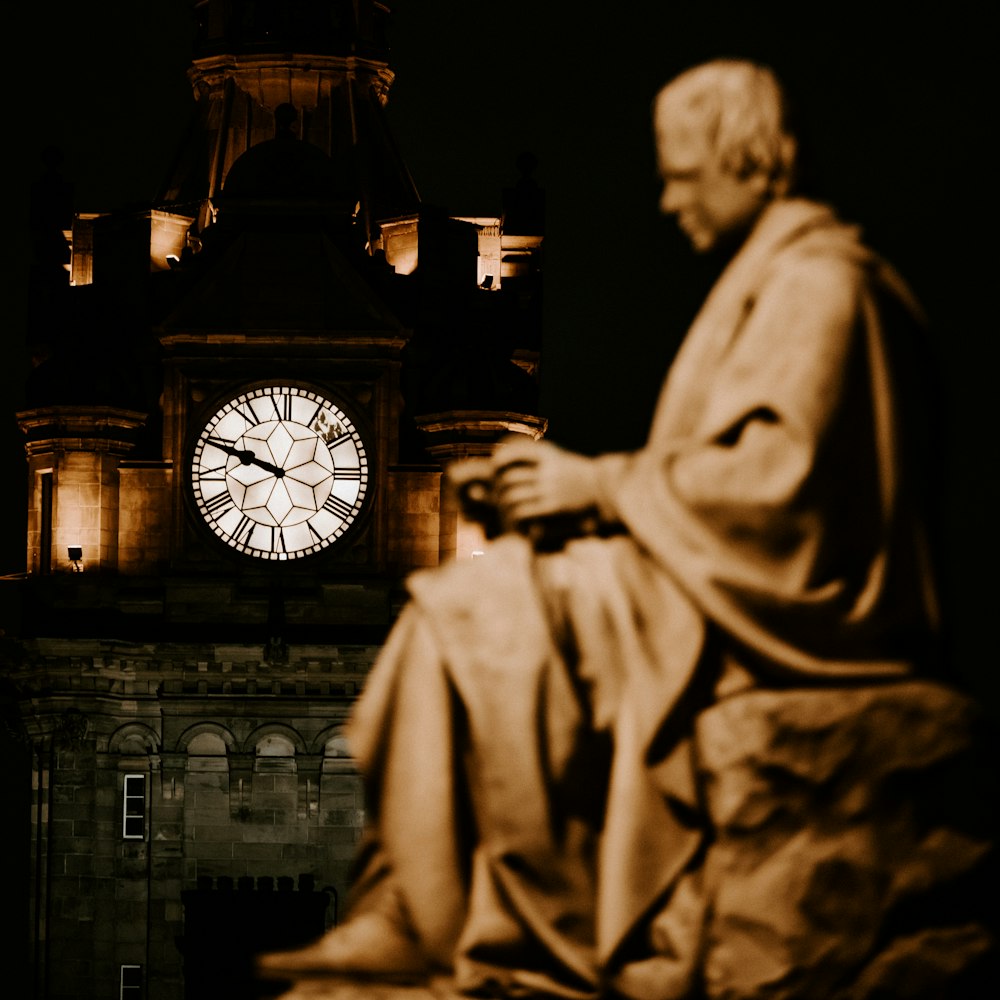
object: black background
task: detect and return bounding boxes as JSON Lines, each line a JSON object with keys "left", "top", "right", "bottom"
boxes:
{"left": 6, "top": 2, "right": 996, "bottom": 708}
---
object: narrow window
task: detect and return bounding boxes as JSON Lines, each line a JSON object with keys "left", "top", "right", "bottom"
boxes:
{"left": 40, "top": 472, "right": 53, "bottom": 575}
{"left": 120, "top": 964, "right": 142, "bottom": 999}
{"left": 122, "top": 774, "right": 146, "bottom": 840}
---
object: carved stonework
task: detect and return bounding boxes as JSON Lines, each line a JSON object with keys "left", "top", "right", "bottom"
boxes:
{"left": 16, "top": 405, "right": 148, "bottom": 457}
{"left": 54, "top": 708, "right": 89, "bottom": 747}
{"left": 415, "top": 410, "right": 547, "bottom": 461}
{"left": 264, "top": 635, "right": 289, "bottom": 665}
{"left": 686, "top": 680, "right": 997, "bottom": 999}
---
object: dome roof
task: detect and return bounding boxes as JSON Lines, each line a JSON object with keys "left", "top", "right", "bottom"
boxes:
{"left": 219, "top": 104, "right": 356, "bottom": 207}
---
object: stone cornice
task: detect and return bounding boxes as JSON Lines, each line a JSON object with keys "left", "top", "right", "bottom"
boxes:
{"left": 157, "top": 331, "right": 409, "bottom": 353}
{"left": 188, "top": 53, "right": 395, "bottom": 108}
{"left": 16, "top": 405, "right": 148, "bottom": 457}
{"left": 1, "top": 638, "right": 378, "bottom": 703}
{"left": 416, "top": 410, "right": 548, "bottom": 458}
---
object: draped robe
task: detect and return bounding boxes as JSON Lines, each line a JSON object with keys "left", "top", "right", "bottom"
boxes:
{"left": 344, "top": 198, "right": 941, "bottom": 999}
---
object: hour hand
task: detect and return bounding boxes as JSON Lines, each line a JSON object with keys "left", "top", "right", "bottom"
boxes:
{"left": 206, "top": 437, "right": 243, "bottom": 460}
{"left": 207, "top": 438, "right": 285, "bottom": 477}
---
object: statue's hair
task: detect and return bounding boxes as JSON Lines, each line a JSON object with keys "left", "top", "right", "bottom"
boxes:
{"left": 655, "top": 59, "right": 797, "bottom": 189}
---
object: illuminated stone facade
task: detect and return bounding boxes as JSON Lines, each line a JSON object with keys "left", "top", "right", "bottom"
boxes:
{"left": 2, "top": 3, "right": 544, "bottom": 998}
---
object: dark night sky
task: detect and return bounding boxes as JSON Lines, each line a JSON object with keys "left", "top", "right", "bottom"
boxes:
{"left": 7, "top": 2, "right": 997, "bottom": 707}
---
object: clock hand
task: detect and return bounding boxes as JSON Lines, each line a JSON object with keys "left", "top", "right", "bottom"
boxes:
{"left": 206, "top": 437, "right": 285, "bottom": 478}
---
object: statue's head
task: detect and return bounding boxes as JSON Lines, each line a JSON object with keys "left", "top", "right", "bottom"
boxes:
{"left": 653, "top": 60, "right": 798, "bottom": 252}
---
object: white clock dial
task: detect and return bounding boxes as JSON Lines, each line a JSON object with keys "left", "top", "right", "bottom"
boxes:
{"left": 191, "top": 385, "right": 370, "bottom": 560}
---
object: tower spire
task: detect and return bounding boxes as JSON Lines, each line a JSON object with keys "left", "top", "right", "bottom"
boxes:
{"left": 158, "top": 1, "right": 417, "bottom": 242}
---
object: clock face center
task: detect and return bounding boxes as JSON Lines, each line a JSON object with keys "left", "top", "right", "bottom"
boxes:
{"left": 236, "top": 447, "right": 285, "bottom": 477}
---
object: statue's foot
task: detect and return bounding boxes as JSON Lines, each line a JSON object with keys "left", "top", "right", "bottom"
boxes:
{"left": 255, "top": 910, "right": 431, "bottom": 982}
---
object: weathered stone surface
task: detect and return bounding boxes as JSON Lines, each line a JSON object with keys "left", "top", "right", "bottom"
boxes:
{"left": 694, "top": 680, "right": 997, "bottom": 999}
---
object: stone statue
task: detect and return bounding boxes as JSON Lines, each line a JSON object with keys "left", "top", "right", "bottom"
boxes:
{"left": 257, "top": 59, "right": 995, "bottom": 999}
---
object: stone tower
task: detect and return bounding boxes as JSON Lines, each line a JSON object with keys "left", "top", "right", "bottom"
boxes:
{"left": 3, "top": 4, "right": 544, "bottom": 998}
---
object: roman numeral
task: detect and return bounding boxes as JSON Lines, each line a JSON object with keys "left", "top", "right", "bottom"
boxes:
{"left": 271, "top": 394, "right": 294, "bottom": 420}
{"left": 199, "top": 461, "right": 228, "bottom": 480}
{"left": 272, "top": 526, "right": 285, "bottom": 552}
{"left": 237, "top": 400, "right": 261, "bottom": 425}
{"left": 204, "top": 491, "right": 232, "bottom": 515}
{"left": 325, "top": 431, "right": 353, "bottom": 448}
{"left": 233, "top": 515, "right": 254, "bottom": 545}
{"left": 334, "top": 467, "right": 362, "bottom": 481}
{"left": 323, "top": 494, "right": 355, "bottom": 520}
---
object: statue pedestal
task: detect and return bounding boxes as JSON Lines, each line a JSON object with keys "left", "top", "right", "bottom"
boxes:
{"left": 254, "top": 679, "right": 996, "bottom": 1000}
{"left": 263, "top": 975, "right": 460, "bottom": 1000}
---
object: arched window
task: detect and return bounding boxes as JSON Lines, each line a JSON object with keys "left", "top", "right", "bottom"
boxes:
{"left": 255, "top": 733, "right": 296, "bottom": 773}
{"left": 186, "top": 731, "right": 229, "bottom": 773}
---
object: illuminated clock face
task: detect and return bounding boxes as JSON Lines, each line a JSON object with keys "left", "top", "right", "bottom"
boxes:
{"left": 191, "top": 385, "right": 370, "bottom": 560}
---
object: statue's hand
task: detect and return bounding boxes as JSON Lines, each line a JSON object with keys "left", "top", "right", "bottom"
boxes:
{"left": 493, "top": 437, "right": 600, "bottom": 528}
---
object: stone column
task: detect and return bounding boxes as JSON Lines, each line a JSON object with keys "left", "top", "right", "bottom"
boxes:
{"left": 414, "top": 409, "right": 547, "bottom": 563}
{"left": 16, "top": 405, "right": 147, "bottom": 574}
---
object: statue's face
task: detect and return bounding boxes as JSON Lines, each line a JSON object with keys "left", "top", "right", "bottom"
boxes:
{"left": 654, "top": 104, "right": 770, "bottom": 252}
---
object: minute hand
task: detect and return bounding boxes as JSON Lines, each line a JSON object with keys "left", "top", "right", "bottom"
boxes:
{"left": 207, "top": 438, "right": 285, "bottom": 478}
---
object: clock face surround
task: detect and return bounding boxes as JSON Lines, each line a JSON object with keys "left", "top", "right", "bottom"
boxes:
{"left": 191, "top": 384, "right": 370, "bottom": 560}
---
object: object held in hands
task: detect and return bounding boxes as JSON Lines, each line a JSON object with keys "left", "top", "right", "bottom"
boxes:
{"left": 446, "top": 457, "right": 504, "bottom": 538}
{"left": 446, "top": 455, "right": 605, "bottom": 549}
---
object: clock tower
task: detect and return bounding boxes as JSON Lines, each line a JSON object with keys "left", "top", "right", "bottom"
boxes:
{"left": 5, "top": 4, "right": 545, "bottom": 999}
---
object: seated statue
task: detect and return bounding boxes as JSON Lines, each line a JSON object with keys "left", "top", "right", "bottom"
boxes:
{"left": 256, "top": 60, "right": 993, "bottom": 999}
